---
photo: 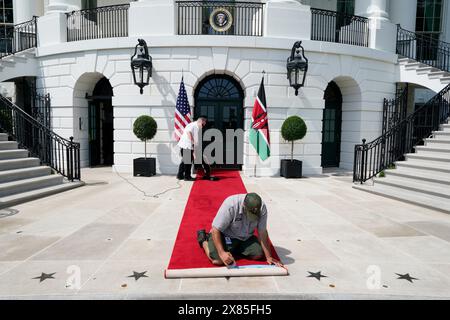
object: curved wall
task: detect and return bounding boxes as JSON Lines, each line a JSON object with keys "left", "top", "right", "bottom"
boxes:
{"left": 35, "top": 37, "right": 397, "bottom": 175}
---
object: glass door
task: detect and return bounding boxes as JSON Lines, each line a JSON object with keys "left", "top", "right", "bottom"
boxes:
{"left": 88, "top": 101, "right": 100, "bottom": 167}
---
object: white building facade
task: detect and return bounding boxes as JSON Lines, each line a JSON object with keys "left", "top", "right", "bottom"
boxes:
{"left": 1, "top": 0, "right": 449, "bottom": 177}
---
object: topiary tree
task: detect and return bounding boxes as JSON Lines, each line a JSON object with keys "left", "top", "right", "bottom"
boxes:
{"left": 133, "top": 115, "right": 157, "bottom": 159}
{"left": 281, "top": 116, "right": 307, "bottom": 161}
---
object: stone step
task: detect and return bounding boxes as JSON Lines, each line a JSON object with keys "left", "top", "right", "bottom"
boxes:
{"left": 416, "top": 146, "right": 450, "bottom": 154}
{"left": 0, "top": 60, "right": 15, "bottom": 68}
{"left": 375, "top": 176, "right": 450, "bottom": 199}
{"left": 441, "top": 77, "right": 450, "bottom": 84}
{"left": 0, "top": 181, "right": 84, "bottom": 209}
{"left": 353, "top": 183, "right": 450, "bottom": 214}
{"left": 416, "top": 66, "right": 439, "bottom": 75}
{"left": 405, "top": 153, "right": 450, "bottom": 164}
{"left": 0, "top": 149, "right": 29, "bottom": 160}
{"left": 386, "top": 167, "right": 450, "bottom": 186}
{"left": 432, "top": 131, "right": 450, "bottom": 139}
{"left": 0, "top": 141, "right": 18, "bottom": 150}
{"left": 398, "top": 58, "right": 415, "bottom": 65}
{"left": 425, "top": 138, "right": 450, "bottom": 146}
{"left": 428, "top": 71, "right": 450, "bottom": 79}
{"left": 0, "top": 166, "right": 52, "bottom": 184}
{"left": 0, "top": 175, "right": 63, "bottom": 198}
{"left": 396, "top": 160, "right": 450, "bottom": 174}
{"left": 442, "top": 124, "right": 450, "bottom": 131}
{"left": 0, "top": 133, "right": 8, "bottom": 142}
{"left": 423, "top": 143, "right": 450, "bottom": 149}
{"left": 0, "top": 158, "right": 40, "bottom": 171}
{"left": 9, "top": 55, "right": 28, "bottom": 63}
{"left": 405, "top": 62, "right": 427, "bottom": 70}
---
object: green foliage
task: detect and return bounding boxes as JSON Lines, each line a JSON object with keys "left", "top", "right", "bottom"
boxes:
{"left": 133, "top": 115, "right": 157, "bottom": 142}
{"left": 281, "top": 116, "right": 307, "bottom": 142}
{"left": 281, "top": 116, "right": 308, "bottom": 161}
{"left": 379, "top": 171, "right": 386, "bottom": 178}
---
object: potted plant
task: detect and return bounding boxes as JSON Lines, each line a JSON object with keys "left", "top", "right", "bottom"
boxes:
{"left": 280, "top": 115, "right": 307, "bottom": 179}
{"left": 133, "top": 115, "right": 158, "bottom": 177}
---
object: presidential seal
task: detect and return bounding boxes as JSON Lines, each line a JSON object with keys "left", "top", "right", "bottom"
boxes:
{"left": 209, "top": 8, "right": 233, "bottom": 32}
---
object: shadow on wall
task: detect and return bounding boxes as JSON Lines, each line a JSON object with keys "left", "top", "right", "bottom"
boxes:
{"left": 152, "top": 69, "right": 177, "bottom": 106}
{"left": 157, "top": 142, "right": 179, "bottom": 175}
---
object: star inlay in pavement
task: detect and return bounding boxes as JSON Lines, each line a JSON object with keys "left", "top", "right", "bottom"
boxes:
{"left": 396, "top": 273, "right": 419, "bottom": 283}
{"left": 127, "top": 271, "right": 148, "bottom": 281}
{"left": 32, "top": 272, "right": 56, "bottom": 283}
{"left": 307, "top": 271, "right": 328, "bottom": 281}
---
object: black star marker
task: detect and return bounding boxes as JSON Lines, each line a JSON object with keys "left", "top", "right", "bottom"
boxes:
{"left": 307, "top": 271, "right": 328, "bottom": 281}
{"left": 396, "top": 273, "right": 419, "bottom": 283}
{"left": 128, "top": 271, "right": 148, "bottom": 281}
{"left": 33, "top": 272, "right": 56, "bottom": 283}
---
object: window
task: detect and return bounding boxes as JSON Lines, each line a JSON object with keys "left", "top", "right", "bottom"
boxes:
{"left": 0, "top": 0, "right": 13, "bottom": 53}
{"left": 416, "top": 0, "right": 443, "bottom": 60}
{"left": 82, "top": 0, "right": 97, "bottom": 10}
{"left": 337, "top": 0, "right": 355, "bottom": 15}
{"left": 416, "top": 0, "right": 442, "bottom": 35}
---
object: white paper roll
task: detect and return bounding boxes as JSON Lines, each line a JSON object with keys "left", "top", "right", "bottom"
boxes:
{"left": 165, "top": 265, "right": 289, "bottom": 279}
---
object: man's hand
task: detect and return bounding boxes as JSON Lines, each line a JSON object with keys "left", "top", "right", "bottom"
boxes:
{"left": 267, "top": 257, "right": 284, "bottom": 268}
{"left": 219, "top": 252, "right": 235, "bottom": 266}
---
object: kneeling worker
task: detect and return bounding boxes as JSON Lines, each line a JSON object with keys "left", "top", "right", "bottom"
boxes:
{"left": 197, "top": 193, "right": 283, "bottom": 267}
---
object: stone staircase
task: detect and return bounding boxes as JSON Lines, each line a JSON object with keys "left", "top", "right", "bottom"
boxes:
{"left": 0, "top": 132, "right": 83, "bottom": 209}
{"left": 354, "top": 118, "right": 450, "bottom": 214}
{"left": 399, "top": 58, "right": 449, "bottom": 93}
{"left": 0, "top": 49, "right": 38, "bottom": 83}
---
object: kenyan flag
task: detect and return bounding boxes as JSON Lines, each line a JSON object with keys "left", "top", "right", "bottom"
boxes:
{"left": 249, "top": 78, "right": 270, "bottom": 161}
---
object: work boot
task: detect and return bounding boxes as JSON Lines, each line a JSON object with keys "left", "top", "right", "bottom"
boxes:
{"left": 202, "top": 176, "right": 219, "bottom": 181}
{"left": 197, "top": 229, "right": 208, "bottom": 248}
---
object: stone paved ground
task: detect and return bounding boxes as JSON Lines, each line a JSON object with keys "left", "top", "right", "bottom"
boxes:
{"left": 0, "top": 167, "right": 450, "bottom": 299}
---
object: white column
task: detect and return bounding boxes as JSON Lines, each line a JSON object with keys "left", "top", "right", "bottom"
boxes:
{"left": 442, "top": 0, "right": 450, "bottom": 43}
{"left": 356, "top": 0, "right": 397, "bottom": 52}
{"left": 389, "top": 0, "right": 417, "bottom": 31}
{"left": 13, "top": 0, "right": 38, "bottom": 23}
{"left": 264, "top": 0, "right": 311, "bottom": 39}
{"left": 355, "top": 0, "right": 389, "bottom": 19}
{"left": 47, "top": 0, "right": 81, "bottom": 13}
{"left": 129, "top": 0, "right": 176, "bottom": 36}
{"left": 38, "top": 0, "right": 81, "bottom": 47}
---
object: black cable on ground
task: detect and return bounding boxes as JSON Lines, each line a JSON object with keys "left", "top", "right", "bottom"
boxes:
{"left": 113, "top": 166, "right": 182, "bottom": 199}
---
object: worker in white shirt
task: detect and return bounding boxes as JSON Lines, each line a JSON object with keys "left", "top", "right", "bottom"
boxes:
{"left": 177, "top": 117, "right": 207, "bottom": 181}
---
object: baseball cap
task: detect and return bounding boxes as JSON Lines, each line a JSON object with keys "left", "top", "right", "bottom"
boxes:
{"left": 244, "top": 193, "right": 262, "bottom": 222}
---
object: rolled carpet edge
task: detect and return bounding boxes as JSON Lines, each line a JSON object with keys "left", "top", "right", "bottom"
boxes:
{"left": 165, "top": 265, "right": 289, "bottom": 279}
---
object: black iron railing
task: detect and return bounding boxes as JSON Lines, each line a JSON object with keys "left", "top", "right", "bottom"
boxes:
{"left": 353, "top": 84, "right": 450, "bottom": 184}
{"left": 382, "top": 84, "right": 408, "bottom": 135}
{"left": 66, "top": 4, "right": 129, "bottom": 42}
{"left": 311, "top": 8, "right": 369, "bottom": 47}
{"left": 177, "top": 1, "right": 264, "bottom": 36}
{"left": 397, "top": 26, "right": 450, "bottom": 72}
{"left": 0, "top": 94, "right": 80, "bottom": 181}
{"left": 0, "top": 17, "right": 37, "bottom": 59}
{"left": 32, "top": 92, "right": 51, "bottom": 129}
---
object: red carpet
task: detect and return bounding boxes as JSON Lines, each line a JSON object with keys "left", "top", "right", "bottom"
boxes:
{"left": 167, "top": 170, "right": 280, "bottom": 271}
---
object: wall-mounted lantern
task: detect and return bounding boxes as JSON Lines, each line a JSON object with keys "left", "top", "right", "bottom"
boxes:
{"left": 131, "top": 39, "right": 153, "bottom": 95}
{"left": 287, "top": 41, "right": 308, "bottom": 96}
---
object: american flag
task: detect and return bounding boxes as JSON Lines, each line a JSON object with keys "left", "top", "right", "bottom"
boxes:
{"left": 174, "top": 77, "right": 192, "bottom": 141}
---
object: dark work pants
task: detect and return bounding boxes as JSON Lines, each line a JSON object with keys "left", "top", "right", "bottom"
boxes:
{"left": 177, "top": 148, "right": 211, "bottom": 179}
{"left": 178, "top": 148, "right": 193, "bottom": 179}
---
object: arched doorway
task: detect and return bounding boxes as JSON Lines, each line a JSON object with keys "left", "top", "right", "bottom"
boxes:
{"left": 87, "top": 77, "right": 114, "bottom": 167}
{"left": 194, "top": 74, "right": 244, "bottom": 169}
{"left": 321, "top": 81, "right": 343, "bottom": 168}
